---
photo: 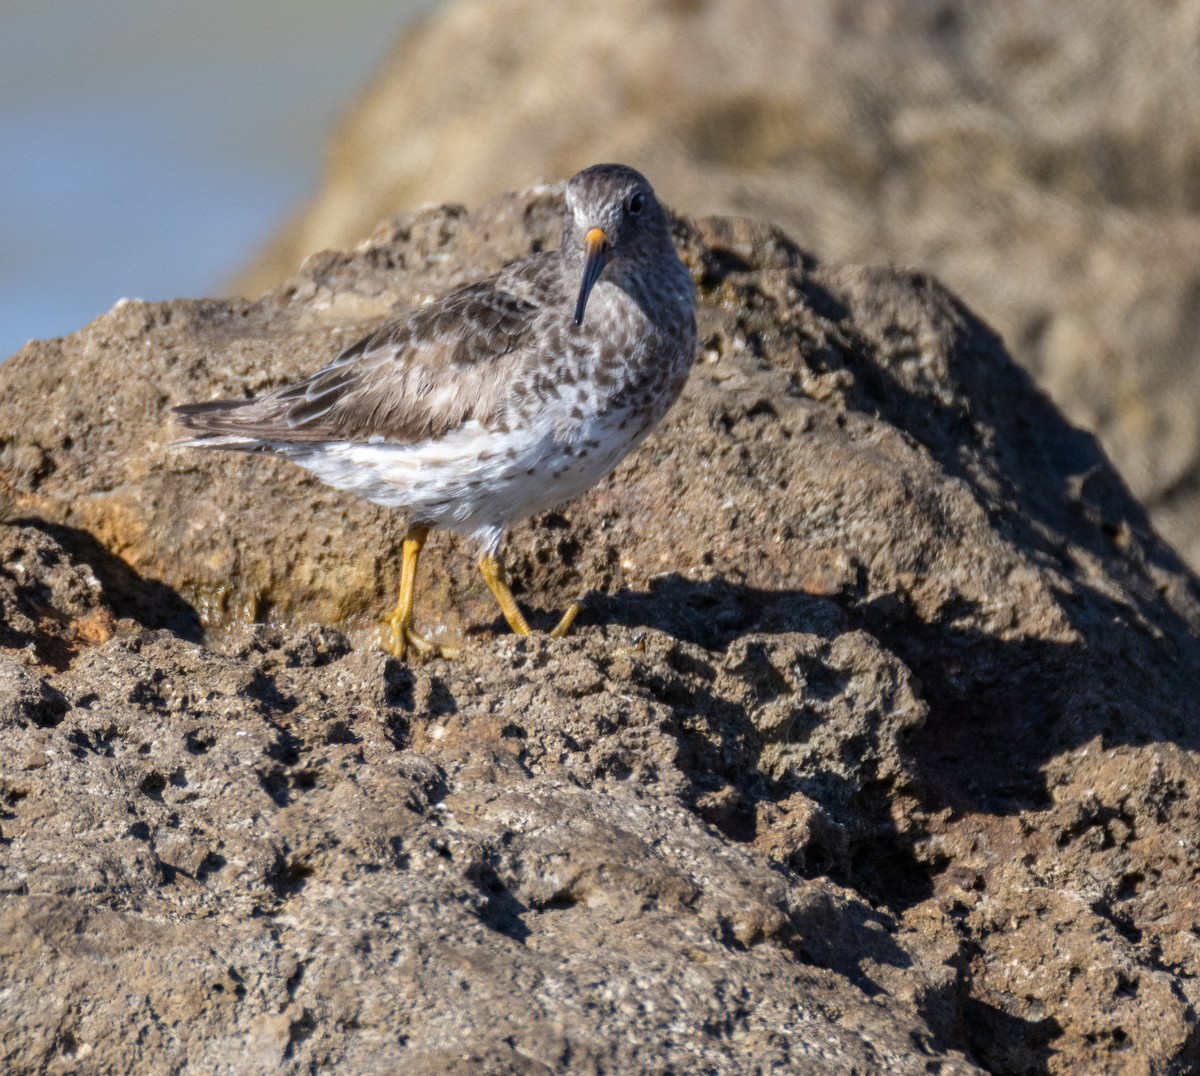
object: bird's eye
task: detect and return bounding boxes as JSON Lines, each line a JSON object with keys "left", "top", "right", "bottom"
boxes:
{"left": 626, "top": 191, "right": 646, "bottom": 216}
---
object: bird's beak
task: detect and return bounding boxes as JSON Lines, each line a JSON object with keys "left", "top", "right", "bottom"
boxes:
{"left": 573, "top": 227, "right": 610, "bottom": 326}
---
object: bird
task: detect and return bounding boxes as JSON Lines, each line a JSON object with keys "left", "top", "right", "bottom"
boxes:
{"left": 174, "top": 163, "right": 698, "bottom": 658}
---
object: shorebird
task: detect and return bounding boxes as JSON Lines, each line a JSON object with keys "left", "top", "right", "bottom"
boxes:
{"left": 175, "top": 164, "right": 697, "bottom": 658}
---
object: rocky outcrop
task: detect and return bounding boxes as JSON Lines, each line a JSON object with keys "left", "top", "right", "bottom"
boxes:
{"left": 3, "top": 188, "right": 1200, "bottom": 1071}
{"left": 232, "top": 0, "right": 1200, "bottom": 571}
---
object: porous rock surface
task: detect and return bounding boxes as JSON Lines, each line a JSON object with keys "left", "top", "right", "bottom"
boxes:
{"left": 2, "top": 188, "right": 1200, "bottom": 1071}
{"left": 233, "top": 0, "right": 1200, "bottom": 571}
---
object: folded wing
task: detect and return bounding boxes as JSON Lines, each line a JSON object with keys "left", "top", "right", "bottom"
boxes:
{"left": 175, "top": 279, "right": 542, "bottom": 448}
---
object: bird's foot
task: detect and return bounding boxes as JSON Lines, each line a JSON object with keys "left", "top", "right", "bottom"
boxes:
{"left": 496, "top": 599, "right": 583, "bottom": 641}
{"left": 479, "top": 553, "right": 585, "bottom": 642}
{"left": 547, "top": 601, "right": 582, "bottom": 639}
{"left": 383, "top": 609, "right": 460, "bottom": 661}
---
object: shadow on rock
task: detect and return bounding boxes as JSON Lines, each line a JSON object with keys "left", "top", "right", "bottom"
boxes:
{"left": 820, "top": 285, "right": 1200, "bottom": 816}
{"left": 959, "top": 998, "right": 1062, "bottom": 1075}
{"left": 589, "top": 575, "right": 847, "bottom": 651}
{"left": 588, "top": 580, "right": 935, "bottom": 906}
{"left": 867, "top": 605, "right": 1200, "bottom": 821}
{"left": 17, "top": 519, "right": 204, "bottom": 644}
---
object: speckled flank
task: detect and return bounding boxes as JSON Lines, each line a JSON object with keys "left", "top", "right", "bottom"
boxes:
{"left": 175, "top": 164, "right": 697, "bottom": 557}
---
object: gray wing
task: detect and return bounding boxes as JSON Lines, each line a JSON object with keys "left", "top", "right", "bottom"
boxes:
{"left": 175, "top": 278, "right": 548, "bottom": 447}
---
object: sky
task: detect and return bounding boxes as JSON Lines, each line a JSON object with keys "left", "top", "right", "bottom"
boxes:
{"left": 0, "top": 0, "right": 441, "bottom": 359}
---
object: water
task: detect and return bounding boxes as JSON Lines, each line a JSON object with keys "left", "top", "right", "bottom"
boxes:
{"left": 0, "top": 0, "right": 442, "bottom": 359}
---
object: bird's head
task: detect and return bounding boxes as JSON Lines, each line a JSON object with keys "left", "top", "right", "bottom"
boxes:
{"left": 562, "top": 163, "right": 671, "bottom": 326}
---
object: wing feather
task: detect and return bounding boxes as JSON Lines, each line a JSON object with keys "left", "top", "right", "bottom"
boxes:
{"left": 176, "top": 273, "right": 550, "bottom": 447}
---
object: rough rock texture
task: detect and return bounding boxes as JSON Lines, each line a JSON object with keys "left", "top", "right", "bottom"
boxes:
{"left": 4, "top": 188, "right": 1200, "bottom": 1071}
{"left": 231, "top": 0, "right": 1200, "bottom": 571}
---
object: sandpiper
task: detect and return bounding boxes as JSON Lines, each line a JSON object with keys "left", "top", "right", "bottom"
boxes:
{"left": 175, "top": 164, "right": 698, "bottom": 658}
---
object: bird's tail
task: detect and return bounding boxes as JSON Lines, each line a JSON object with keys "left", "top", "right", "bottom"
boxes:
{"left": 171, "top": 399, "right": 270, "bottom": 451}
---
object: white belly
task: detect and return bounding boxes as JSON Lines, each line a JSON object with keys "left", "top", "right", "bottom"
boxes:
{"left": 281, "top": 408, "right": 656, "bottom": 553}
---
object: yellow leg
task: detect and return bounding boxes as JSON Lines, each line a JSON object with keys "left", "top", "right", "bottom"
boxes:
{"left": 548, "top": 600, "right": 581, "bottom": 638}
{"left": 384, "top": 525, "right": 439, "bottom": 659}
{"left": 478, "top": 553, "right": 581, "bottom": 639}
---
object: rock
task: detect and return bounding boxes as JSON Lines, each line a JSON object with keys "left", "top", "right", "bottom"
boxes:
{"left": 0, "top": 618, "right": 975, "bottom": 1072}
{"left": 2, "top": 189, "right": 1200, "bottom": 1070}
{"left": 229, "top": 0, "right": 1200, "bottom": 571}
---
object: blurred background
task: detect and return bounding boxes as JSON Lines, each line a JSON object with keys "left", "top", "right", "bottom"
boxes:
{"left": 5, "top": 0, "right": 1200, "bottom": 567}
{"left": 0, "top": 0, "right": 439, "bottom": 359}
